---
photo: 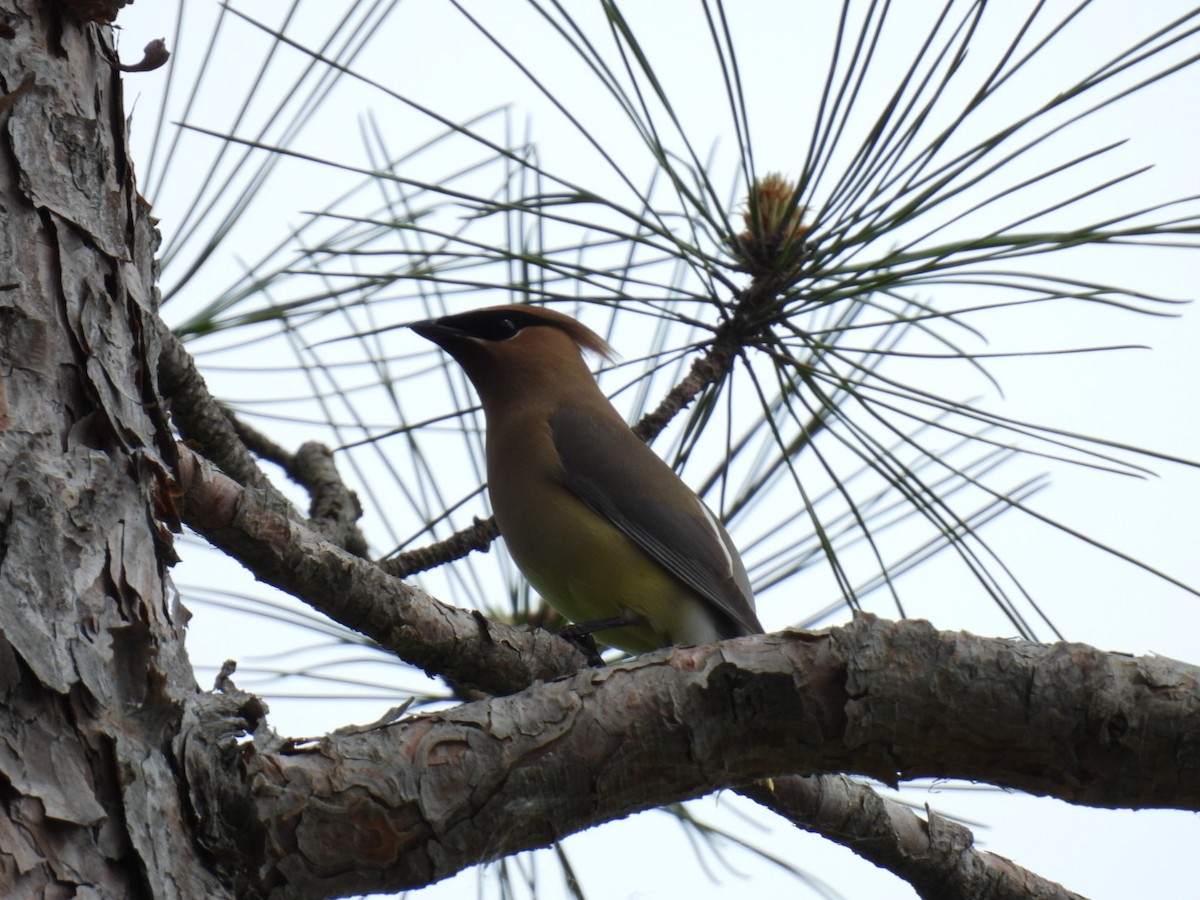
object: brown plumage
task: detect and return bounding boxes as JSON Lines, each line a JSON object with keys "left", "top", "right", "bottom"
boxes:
{"left": 411, "top": 304, "right": 761, "bottom": 653}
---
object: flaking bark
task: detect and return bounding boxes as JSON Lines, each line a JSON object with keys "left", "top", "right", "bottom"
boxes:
{"left": 2, "top": 6, "right": 1195, "bottom": 900}
{"left": 0, "top": 3, "right": 222, "bottom": 895}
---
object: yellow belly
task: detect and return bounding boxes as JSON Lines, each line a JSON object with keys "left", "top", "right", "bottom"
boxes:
{"left": 496, "top": 488, "right": 720, "bottom": 654}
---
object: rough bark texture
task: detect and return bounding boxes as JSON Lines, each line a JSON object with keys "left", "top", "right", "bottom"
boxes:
{"left": 177, "top": 615, "right": 1198, "bottom": 898}
{"left": 738, "top": 776, "right": 1085, "bottom": 900}
{"left": 176, "top": 446, "right": 592, "bottom": 696}
{"left": 0, "top": 3, "right": 225, "bottom": 896}
{"left": 1, "top": 6, "right": 1195, "bottom": 900}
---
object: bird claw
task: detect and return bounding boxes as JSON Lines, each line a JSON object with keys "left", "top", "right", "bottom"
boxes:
{"left": 558, "top": 611, "right": 645, "bottom": 666}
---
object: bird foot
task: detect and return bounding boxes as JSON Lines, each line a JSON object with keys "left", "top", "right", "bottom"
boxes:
{"left": 558, "top": 611, "right": 645, "bottom": 666}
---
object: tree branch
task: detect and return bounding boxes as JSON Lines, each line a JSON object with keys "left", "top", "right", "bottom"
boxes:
{"left": 159, "top": 324, "right": 370, "bottom": 555}
{"left": 739, "top": 777, "right": 1083, "bottom": 900}
{"left": 176, "top": 431, "right": 1200, "bottom": 894}
{"left": 176, "top": 444, "right": 590, "bottom": 694}
{"left": 179, "top": 613, "right": 1199, "bottom": 898}
{"left": 157, "top": 322, "right": 277, "bottom": 492}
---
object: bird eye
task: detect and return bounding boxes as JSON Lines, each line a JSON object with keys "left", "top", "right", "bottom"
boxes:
{"left": 497, "top": 317, "right": 519, "bottom": 338}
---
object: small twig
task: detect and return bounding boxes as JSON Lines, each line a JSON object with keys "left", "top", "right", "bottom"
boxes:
{"left": 109, "top": 38, "right": 171, "bottom": 73}
{"left": 213, "top": 660, "right": 238, "bottom": 692}
{"left": 227, "top": 411, "right": 293, "bottom": 472}
{"left": 228, "top": 413, "right": 368, "bottom": 554}
{"left": 292, "top": 442, "right": 369, "bottom": 557}
{"left": 632, "top": 333, "right": 740, "bottom": 442}
{"left": 379, "top": 516, "right": 498, "bottom": 579}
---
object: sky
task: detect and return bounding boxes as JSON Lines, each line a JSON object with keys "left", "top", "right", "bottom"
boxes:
{"left": 115, "top": 2, "right": 1200, "bottom": 897}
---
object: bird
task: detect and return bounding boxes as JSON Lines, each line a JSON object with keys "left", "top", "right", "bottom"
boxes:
{"left": 410, "top": 304, "right": 762, "bottom": 655}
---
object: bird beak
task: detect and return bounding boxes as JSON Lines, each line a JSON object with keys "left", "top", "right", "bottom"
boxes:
{"left": 409, "top": 318, "right": 465, "bottom": 347}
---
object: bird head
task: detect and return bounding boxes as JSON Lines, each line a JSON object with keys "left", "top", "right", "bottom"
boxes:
{"left": 410, "top": 305, "right": 616, "bottom": 408}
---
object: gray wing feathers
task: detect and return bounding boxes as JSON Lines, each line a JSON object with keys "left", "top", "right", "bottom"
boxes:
{"left": 549, "top": 405, "right": 761, "bottom": 637}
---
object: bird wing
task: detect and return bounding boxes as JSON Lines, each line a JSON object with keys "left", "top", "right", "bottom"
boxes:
{"left": 549, "top": 405, "right": 762, "bottom": 637}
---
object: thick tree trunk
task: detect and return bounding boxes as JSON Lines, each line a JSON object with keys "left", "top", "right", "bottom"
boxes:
{"left": 0, "top": 3, "right": 225, "bottom": 896}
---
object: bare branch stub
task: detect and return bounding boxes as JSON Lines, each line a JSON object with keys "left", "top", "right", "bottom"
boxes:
{"left": 380, "top": 516, "right": 499, "bottom": 579}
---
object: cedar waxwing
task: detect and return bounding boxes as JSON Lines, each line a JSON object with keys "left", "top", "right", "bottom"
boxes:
{"left": 411, "top": 305, "right": 762, "bottom": 654}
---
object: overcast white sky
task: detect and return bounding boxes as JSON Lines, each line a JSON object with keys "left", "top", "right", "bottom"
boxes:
{"left": 117, "top": 2, "right": 1200, "bottom": 897}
